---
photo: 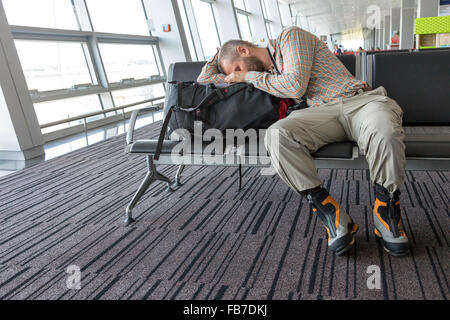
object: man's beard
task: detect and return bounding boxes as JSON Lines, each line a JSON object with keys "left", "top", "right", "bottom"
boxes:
{"left": 242, "top": 56, "right": 265, "bottom": 72}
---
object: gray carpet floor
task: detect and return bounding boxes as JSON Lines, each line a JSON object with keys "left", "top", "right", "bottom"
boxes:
{"left": 0, "top": 121, "right": 449, "bottom": 300}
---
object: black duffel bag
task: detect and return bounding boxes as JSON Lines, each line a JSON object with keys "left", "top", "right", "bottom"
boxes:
{"left": 153, "top": 81, "right": 281, "bottom": 159}
{"left": 163, "top": 81, "right": 280, "bottom": 135}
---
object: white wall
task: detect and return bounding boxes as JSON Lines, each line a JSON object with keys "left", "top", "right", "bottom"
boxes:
{"left": 0, "top": 1, "right": 44, "bottom": 160}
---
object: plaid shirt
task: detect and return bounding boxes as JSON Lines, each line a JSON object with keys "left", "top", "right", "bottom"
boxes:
{"left": 197, "top": 27, "right": 369, "bottom": 107}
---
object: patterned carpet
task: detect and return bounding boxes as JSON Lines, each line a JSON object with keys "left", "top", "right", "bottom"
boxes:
{"left": 0, "top": 120, "right": 448, "bottom": 300}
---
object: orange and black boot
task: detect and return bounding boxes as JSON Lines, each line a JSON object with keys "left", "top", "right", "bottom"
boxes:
{"left": 373, "top": 184, "right": 410, "bottom": 256}
{"left": 306, "top": 187, "right": 359, "bottom": 256}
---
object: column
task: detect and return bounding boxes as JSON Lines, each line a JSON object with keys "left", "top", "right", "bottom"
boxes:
{"left": 0, "top": 2, "right": 44, "bottom": 161}
{"left": 379, "top": 19, "right": 385, "bottom": 49}
{"left": 384, "top": 15, "right": 391, "bottom": 49}
{"left": 418, "top": 0, "right": 439, "bottom": 18}
{"left": 390, "top": 7, "right": 401, "bottom": 49}
{"left": 374, "top": 28, "right": 379, "bottom": 49}
{"left": 400, "top": 0, "right": 415, "bottom": 49}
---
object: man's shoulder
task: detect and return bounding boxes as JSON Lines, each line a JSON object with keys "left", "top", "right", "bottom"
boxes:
{"left": 278, "top": 26, "right": 316, "bottom": 41}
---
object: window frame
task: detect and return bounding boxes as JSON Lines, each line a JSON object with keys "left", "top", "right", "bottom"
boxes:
{"left": 6, "top": 0, "right": 166, "bottom": 135}
{"left": 177, "top": 0, "right": 222, "bottom": 61}
{"left": 259, "top": 0, "right": 274, "bottom": 39}
{"left": 233, "top": 0, "right": 253, "bottom": 41}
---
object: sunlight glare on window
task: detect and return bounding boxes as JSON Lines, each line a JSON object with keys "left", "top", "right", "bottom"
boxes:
{"left": 233, "top": 0, "right": 246, "bottom": 11}
{"left": 177, "top": 0, "right": 198, "bottom": 61}
{"left": 15, "top": 40, "right": 93, "bottom": 92}
{"left": 237, "top": 14, "right": 253, "bottom": 42}
{"left": 85, "top": 0, "right": 149, "bottom": 35}
{"left": 191, "top": 0, "right": 221, "bottom": 59}
{"left": 36, "top": 94, "right": 102, "bottom": 129}
{"left": 2, "top": 0, "right": 79, "bottom": 30}
{"left": 98, "top": 43, "right": 159, "bottom": 83}
{"left": 112, "top": 84, "right": 165, "bottom": 108}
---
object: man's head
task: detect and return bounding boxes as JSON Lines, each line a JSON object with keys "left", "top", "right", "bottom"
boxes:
{"left": 218, "top": 40, "right": 267, "bottom": 75}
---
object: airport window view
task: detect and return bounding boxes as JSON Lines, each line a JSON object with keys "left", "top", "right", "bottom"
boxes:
{"left": 0, "top": 0, "right": 448, "bottom": 310}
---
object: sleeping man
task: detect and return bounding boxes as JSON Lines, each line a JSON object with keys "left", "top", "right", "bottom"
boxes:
{"left": 197, "top": 26, "right": 410, "bottom": 257}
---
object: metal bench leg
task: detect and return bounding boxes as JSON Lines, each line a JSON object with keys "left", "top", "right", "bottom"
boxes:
{"left": 238, "top": 164, "right": 242, "bottom": 192}
{"left": 124, "top": 156, "right": 172, "bottom": 226}
{"left": 125, "top": 171, "right": 154, "bottom": 226}
{"left": 173, "top": 164, "right": 185, "bottom": 187}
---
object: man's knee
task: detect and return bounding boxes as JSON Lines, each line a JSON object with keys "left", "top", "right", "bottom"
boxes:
{"left": 264, "top": 118, "right": 306, "bottom": 151}
{"left": 360, "top": 118, "right": 405, "bottom": 155}
{"left": 362, "top": 111, "right": 404, "bottom": 142}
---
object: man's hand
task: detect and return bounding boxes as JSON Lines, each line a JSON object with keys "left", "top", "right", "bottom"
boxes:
{"left": 224, "top": 71, "right": 247, "bottom": 84}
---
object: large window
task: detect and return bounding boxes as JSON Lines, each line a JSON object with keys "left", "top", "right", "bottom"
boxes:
{"left": 261, "top": 0, "right": 274, "bottom": 38}
{"left": 98, "top": 43, "right": 160, "bottom": 83}
{"left": 177, "top": 0, "right": 221, "bottom": 60}
{"left": 35, "top": 95, "right": 103, "bottom": 134}
{"left": 112, "top": 84, "right": 165, "bottom": 112}
{"left": 2, "top": 0, "right": 79, "bottom": 30}
{"left": 4, "top": 0, "right": 165, "bottom": 138}
{"left": 85, "top": 0, "right": 150, "bottom": 36}
{"left": 191, "top": 0, "right": 221, "bottom": 59}
{"left": 233, "top": 0, "right": 253, "bottom": 42}
{"left": 15, "top": 40, "right": 94, "bottom": 92}
{"left": 177, "top": 0, "right": 198, "bottom": 61}
{"left": 277, "top": 1, "right": 291, "bottom": 29}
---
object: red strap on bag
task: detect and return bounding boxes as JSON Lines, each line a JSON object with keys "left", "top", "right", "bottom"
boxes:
{"left": 278, "top": 98, "right": 295, "bottom": 119}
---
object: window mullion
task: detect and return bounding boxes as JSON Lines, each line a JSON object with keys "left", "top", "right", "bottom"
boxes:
{"left": 72, "top": 0, "right": 94, "bottom": 31}
{"left": 73, "top": 0, "right": 114, "bottom": 114}
{"left": 183, "top": 0, "right": 206, "bottom": 61}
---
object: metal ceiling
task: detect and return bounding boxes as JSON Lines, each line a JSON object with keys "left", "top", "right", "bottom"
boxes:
{"left": 286, "top": 0, "right": 409, "bottom": 34}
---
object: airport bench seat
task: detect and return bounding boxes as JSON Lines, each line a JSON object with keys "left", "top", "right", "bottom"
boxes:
{"left": 126, "top": 140, "right": 354, "bottom": 159}
{"left": 126, "top": 128, "right": 450, "bottom": 159}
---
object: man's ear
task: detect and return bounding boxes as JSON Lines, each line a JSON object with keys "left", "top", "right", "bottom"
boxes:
{"left": 236, "top": 46, "right": 250, "bottom": 57}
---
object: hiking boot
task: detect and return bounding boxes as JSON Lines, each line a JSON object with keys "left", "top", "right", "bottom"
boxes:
{"left": 373, "top": 184, "right": 410, "bottom": 257}
{"left": 306, "top": 187, "right": 359, "bottom": 256}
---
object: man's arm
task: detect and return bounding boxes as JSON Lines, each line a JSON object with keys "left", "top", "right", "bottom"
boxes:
{"left": 196, "top": 51, "right": 227, "bottom": 84}
{"left": 244, "top": 28, "right": 315, "bottom": 99}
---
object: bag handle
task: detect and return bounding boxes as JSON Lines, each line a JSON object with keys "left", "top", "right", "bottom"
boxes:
{"left": 178, "top": 83, "right": 247, "bottom": 113}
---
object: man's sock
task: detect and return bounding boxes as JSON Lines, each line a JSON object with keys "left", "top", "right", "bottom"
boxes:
{"left": 300, "top": 186, "right": 323, "bottom": 198}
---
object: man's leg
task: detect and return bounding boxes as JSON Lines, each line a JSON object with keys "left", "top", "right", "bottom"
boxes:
{"left": 264, "top": 105, "right": 358, "bottom": 255}
{"left": 345, "top": 95, "right": 410, "bottom": 256}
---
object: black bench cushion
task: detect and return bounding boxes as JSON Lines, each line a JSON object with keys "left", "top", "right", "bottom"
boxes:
{"left": 404, "top": 127, "right": 450, "bottom": 158}
{"left": 405, "top": 142, "right": 450, "bottom": 158}
{"left": 336, "top": 54, "right": 356, "bottom": 76}
{"left": 127, "top": 139, "right": 354, "bottom": 159}
{"left": 372, "top": 50, "right": 450, "bottom": 125}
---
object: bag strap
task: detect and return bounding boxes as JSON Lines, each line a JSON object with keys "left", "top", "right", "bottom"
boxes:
{"left": 154, "top": 106, "right": 174, "bottom": 161}
{"left": 154, "top": 82, "right": 185, "bottom": 160}
{"left": 178, "top": 84, "right": 248, "bottom": 113}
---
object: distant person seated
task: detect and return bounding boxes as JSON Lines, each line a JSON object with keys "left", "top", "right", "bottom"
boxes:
{"left": 357, "top": 46, "right": 365, "bottom": 53}
{"left": 196, "top": 26, "right": 411, "bottom": 258}
{"left": 391, "top": 31, "right": 400, "bottom": 48}
{"left": 333, "top": 44, "right": 342, "bottom": 55}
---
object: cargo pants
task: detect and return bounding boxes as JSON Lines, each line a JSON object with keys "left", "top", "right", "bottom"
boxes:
{"left": 264, "top": 86, "right": 406, "bottom": 194}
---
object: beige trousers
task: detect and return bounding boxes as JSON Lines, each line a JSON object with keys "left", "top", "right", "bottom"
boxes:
{"left": 264, "top": 86, "right": 406, "bottom": 194}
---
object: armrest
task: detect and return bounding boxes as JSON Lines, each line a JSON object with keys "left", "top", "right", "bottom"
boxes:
{"left": 126, "top": 106, "right": 161, "bottom": 145}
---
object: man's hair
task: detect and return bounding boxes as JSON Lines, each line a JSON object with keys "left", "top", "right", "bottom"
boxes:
{"left": 218, "top": 39, "right": 257, "bottom": 74}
